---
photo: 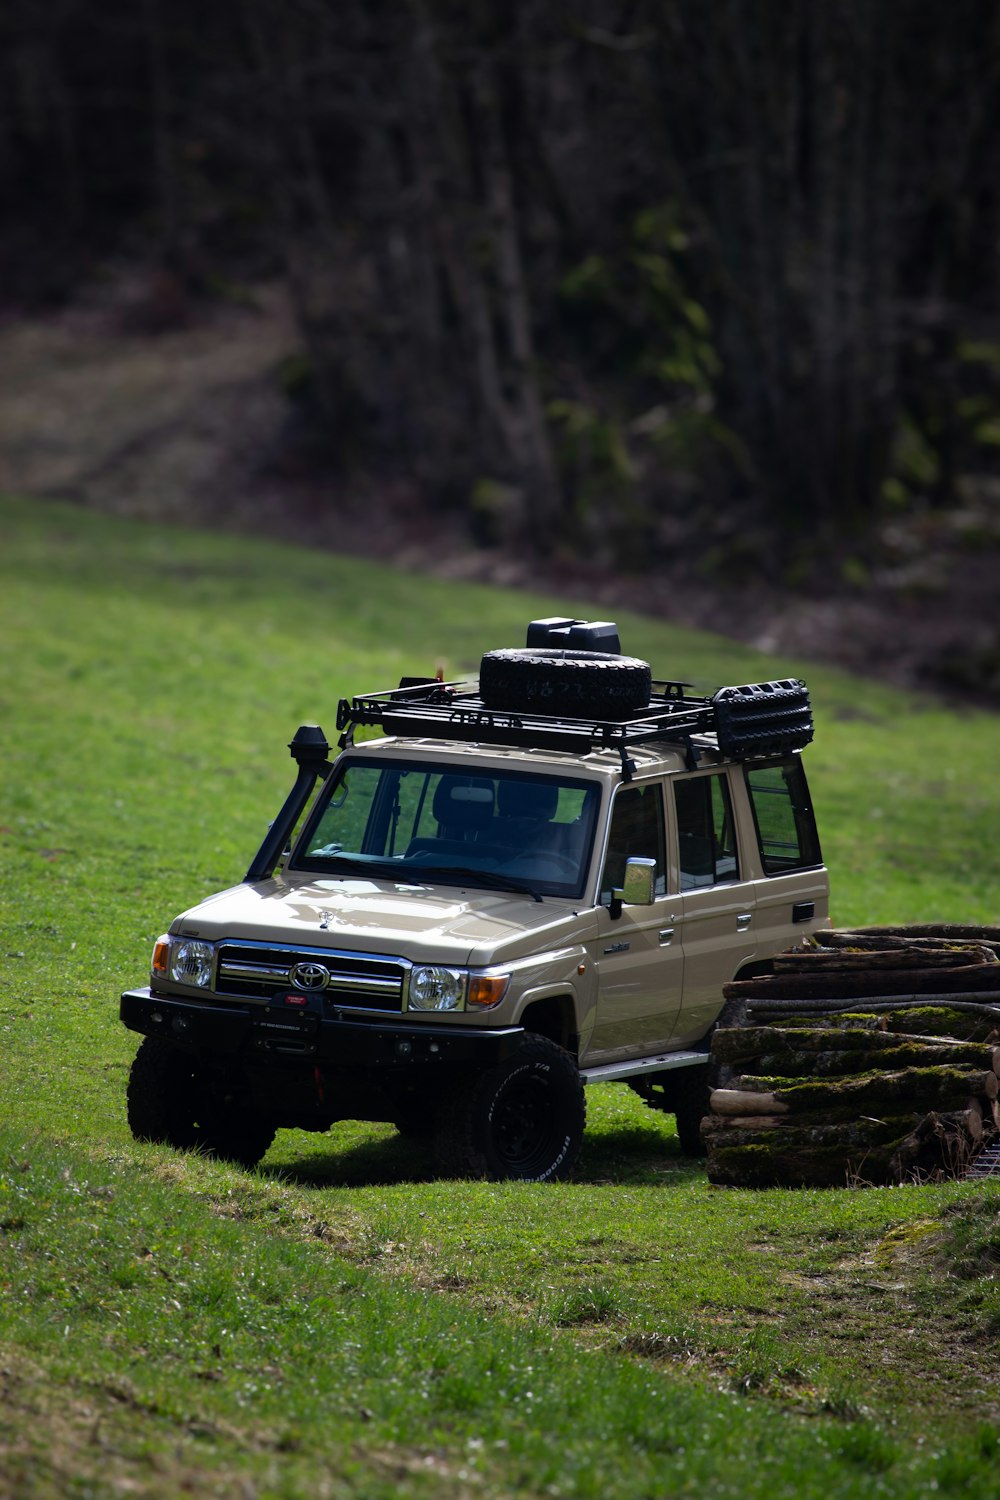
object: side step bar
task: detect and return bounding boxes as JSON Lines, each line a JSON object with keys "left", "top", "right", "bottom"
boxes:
{"left": 580, "top": 1049, "right": 709, "bottom": 1085}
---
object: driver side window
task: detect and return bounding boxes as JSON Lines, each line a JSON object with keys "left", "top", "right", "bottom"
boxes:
{"left": 600, "top": 784, "right": 666, "bottom": 903}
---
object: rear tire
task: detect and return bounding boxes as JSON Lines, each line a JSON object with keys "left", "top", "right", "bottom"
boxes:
{"left": 127, "top": 1036, "right": 275, "bottom": 1169}
{"left": 631, "top": 1064, "right": 710, "bottom": 1156}
{"left": 671, "top": 1064, "right": 710, "bottom": 1156}
{"left": 435, "top": 1035, "right": 585, "bottom": 1181}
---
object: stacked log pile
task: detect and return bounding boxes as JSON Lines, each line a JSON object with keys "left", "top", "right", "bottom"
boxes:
{"left": 703, "top": 927, "right": 1000, "bottom": 1188}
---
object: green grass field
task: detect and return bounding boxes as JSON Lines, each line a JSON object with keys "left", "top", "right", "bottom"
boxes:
{"left": 2, "top": 494, "right": 1000, "bottom": 1498}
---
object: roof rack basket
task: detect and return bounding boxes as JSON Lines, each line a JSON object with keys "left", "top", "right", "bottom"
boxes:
{"left": 336, "top": 675, "right": 813, "bottom": 780}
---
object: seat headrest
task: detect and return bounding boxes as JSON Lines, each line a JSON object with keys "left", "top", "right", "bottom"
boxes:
{"left": 433, "top": 776, "right": 495, "bottom": 829}
{"left": 497, "top": 779, "right": 558, "bottom": 822}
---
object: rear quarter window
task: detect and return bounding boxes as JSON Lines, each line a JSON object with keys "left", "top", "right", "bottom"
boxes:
{"left": 744, "top": 760, "right": 822, "bottom": 875}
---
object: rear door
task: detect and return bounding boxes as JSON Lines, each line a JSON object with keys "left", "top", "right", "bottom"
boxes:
{"left": 745, "top": 758, "right": 829, "bottom": 950}
{"left": 668, "top": 768, "right": 759, "bottom": 1046}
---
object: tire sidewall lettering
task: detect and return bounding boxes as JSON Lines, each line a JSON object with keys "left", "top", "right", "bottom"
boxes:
{"left": 486, "top": 1060, "right": 551, "bottom": 1126}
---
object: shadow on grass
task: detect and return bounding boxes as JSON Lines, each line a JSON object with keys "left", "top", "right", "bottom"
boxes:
{"left": 267, "top": 1131, "right": 440, "bottom": 1188}
{"left": 579, "top": 1129, "right": 707, "bottom": 1187}
{"left": 266, "top": 1123, "right": 706, "bottom": 1190}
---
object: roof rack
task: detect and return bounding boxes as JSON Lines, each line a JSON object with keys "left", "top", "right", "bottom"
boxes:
{"left": 335, "top": 675, "right": 813, "bottom": 781}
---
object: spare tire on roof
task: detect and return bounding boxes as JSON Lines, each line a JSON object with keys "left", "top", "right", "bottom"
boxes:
{"left": 479, "top": 648, "right": 652, "bottom": 720}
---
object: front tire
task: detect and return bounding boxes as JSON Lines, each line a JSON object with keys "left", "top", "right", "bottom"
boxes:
{"left": 435, "top": 1035, "right": 585, "bottom": 1182}
{"left": 126, "top": 1036, "right": 276, "bottom": 1169}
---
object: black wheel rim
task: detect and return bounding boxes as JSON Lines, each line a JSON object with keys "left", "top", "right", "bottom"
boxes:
{"left": 492, "top": 1073, "right": 560, "bottom": 1175}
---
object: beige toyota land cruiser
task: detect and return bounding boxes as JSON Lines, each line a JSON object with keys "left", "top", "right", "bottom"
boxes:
{"left": 120, "top": 618, "right": 829, "bottom": 1180}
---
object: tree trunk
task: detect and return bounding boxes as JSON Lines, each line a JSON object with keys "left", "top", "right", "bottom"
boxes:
{"left": 469, "top": 50, "right": 561, "bottom": 539}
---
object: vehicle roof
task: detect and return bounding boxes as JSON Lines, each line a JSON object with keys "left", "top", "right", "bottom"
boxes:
{"left": 340, "top": 733, "right": 720, "bottom": 780}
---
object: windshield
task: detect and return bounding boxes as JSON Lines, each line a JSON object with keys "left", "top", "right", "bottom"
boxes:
{"left": 292, "top": 758, "right": 601, "bottom": 900}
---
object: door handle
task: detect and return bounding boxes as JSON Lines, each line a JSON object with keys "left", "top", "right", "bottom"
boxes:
{"left": 736, "top": 913, "right": 752, "bottom": 932}
{"left": 659, "top": 928, "right": 675, "bottom": 945}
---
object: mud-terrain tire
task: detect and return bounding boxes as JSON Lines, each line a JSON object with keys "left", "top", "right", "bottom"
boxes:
{"left": 632, "top": 997, "right": 749, "bottom": 1152}
{"left": 127, "top": 1036, "right": 276, "bottom": 1168}
{"left": 479, "top": 648, "right": 651, "bottom": 720}
{"left": 630, "top": 1064, "right": 710, "bottom": 1156}
{"left": 435, "top": 1035, "right": 585, "bottom": 1181}
{"left": 671, "top": 1064, "right": 711, "bottom": 1156}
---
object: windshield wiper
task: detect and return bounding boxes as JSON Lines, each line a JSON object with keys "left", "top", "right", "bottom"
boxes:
{"left": 302, "top": 854, "right": 543, "bottom": 902}
{"left": 308, "top": 856, "right": 408, "bottom": 880}
{"left": 409, "top": 865, "right": 543, "bottom": 903}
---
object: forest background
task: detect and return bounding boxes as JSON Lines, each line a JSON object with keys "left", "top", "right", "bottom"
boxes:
{"left": 2, "top": 0, "right": 1000, "bottom": 698}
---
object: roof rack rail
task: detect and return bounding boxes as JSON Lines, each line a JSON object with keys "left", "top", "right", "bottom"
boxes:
{"left": 335, "top": 676, "right": 813, "bottom": 781}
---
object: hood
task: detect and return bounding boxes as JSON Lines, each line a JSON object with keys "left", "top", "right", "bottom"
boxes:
{"left": 171, "top": 873, "right": 591, "bottom": 967}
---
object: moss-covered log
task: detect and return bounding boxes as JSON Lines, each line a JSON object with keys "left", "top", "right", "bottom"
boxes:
{"left": 711, "top": 1025, "right": 999, "bottom": 1066}
{"left": 706, "top": 1140, "right": 905, "bottom": 1188}
{"left": 756, "top": 1012, "right": 890, "bottom": 1032}
{"left": 773, "top": 946, "right": 993, "bottom": 972}
{"left": 730, "top": 1066, "right": 998, "bottom": 1112}
{"left": 701, "top": 1112, "right": 918, "bottom": 1147}
{"left": 834, "top": 924, "right": 1000, "bottom": 947}
{"left": 768, "top": 1006, "right": 1000, "bottom": 1041}
{"left": 746, "top": 1043, "right": 1000, "bottom": 1078}
{"left": 724, "top": 966, "right": 1000, "bottom": 1001}
{"left": 699, "top": 1112, "right": 794, "bottom": 1130}
{"left": 705, "top": 1109, "right": 982, "bottom": 1188}
{"left": 702, "top": 1102, "right": 981, "bottom": 1141}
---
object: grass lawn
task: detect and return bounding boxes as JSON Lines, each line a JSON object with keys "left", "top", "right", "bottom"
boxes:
{"left": 2, "top": 494, "right": 1000, "bottom": 1498}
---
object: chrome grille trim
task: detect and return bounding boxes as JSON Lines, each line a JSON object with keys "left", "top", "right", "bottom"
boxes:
{"left": 220, "top": 962, "right": 292, "bottom": 984}
{"left": 218, "top": 960, "right": 399, "bottom": 997}
{"left": 215, "top": 940, "right": 409, "bottom": 1012}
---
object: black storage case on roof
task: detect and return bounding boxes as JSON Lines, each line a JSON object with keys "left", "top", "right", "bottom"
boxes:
{"left": 525, "top": 618, "right": 622, "bottom": 654}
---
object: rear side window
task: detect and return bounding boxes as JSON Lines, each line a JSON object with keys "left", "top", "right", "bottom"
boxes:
{"left": 673, "top": 773, "right": 740, "bottom": 890}
{"left": 745, "top": 760, "right": 822, "bottom": 875}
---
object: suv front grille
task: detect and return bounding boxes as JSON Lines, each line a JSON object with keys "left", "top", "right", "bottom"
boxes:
{"left": 215, "top": 942, "right": 407, "bottom": 1012}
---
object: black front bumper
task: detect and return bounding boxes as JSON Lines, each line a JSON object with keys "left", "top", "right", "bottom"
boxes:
{"left": 120, "top": 987, "right": 525, "bottom": 1073}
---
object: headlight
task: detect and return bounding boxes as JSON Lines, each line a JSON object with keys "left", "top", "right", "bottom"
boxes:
{"left": 172, "top": 940, "right": 214, "bottom": 987}
{"left": 160, "top": 938, "right": 215, "bottom": 989}
{"left": 408, "top": 966, "right": 466, "bottom": 1011}
{"left": 407, "top": 966, "right": 511, "bottom": 1012}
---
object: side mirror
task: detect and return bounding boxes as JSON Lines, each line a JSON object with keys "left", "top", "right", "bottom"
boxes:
{"left": 609, "top": 856, "right": 657, "bottom": 918}
{"left": 623, "top": 856, "right": 657, "bottom": 906}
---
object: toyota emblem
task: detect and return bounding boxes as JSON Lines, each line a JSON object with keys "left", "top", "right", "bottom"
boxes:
{"left": 290, "top": 961, "right": 330, "bottom": 991}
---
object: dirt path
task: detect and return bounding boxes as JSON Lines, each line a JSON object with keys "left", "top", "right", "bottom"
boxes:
{"left": 0, "top": 281, "right": 295, "bottom": 523}
{"left": 2, "top": 280, "right": 998, "bottom": 705}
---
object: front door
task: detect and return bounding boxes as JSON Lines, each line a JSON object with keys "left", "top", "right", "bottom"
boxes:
{"left": 582, "top": 782, "right": 684, "bottom": 1061}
